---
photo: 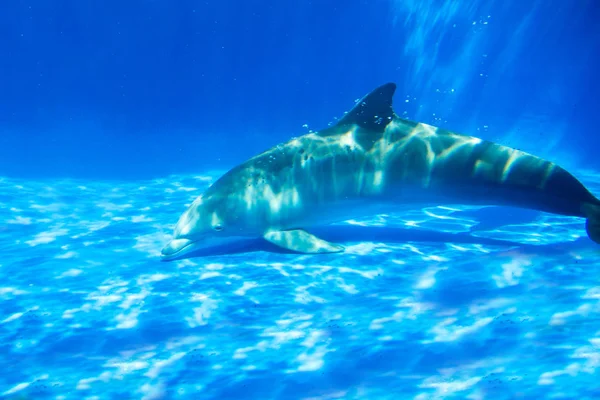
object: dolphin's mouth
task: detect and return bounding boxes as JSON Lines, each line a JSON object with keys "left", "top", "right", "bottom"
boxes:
{"left": 160, "top": 238, "right": 195, "bottom": 261}
{"left": 160, "top": 235, "right": 256, "bottom": 261}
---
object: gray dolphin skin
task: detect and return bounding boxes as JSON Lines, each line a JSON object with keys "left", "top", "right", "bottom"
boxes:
{"left": 161, "top": 83, "right": 600, "bottom": 260}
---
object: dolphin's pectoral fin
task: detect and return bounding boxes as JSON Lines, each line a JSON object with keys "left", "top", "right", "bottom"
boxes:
{"left": 263, "top": 229, "right": 345, "bottom": 254}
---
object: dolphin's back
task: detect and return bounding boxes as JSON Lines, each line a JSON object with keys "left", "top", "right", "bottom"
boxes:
{"left": 224, "top": 118, "right": 599, "bottom": 223}
{"left": 382, "top": 118, "right": 600, "bottom": 217}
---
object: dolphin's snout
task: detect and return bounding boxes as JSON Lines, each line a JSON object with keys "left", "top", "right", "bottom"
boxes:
{"left": 161, "top": 238, "right": 193, "bottom": 259}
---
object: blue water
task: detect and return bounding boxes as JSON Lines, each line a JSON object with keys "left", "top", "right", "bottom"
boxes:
{"left": 2, "top": 1, "right": 600, "bottom": 399}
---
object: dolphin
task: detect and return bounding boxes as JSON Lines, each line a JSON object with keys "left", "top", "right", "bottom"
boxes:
{"left": 161, "top": 83, "right": 600, "bottom": 260}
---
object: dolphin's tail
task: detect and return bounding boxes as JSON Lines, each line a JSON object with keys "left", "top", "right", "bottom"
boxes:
{"left": 582, "top": 202, "right": 600, "bottom": 244}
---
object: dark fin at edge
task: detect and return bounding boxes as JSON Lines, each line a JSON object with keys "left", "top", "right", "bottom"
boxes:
{"left": 582, "top": 202, "right": 600, "bottom": 244}
{"left": 334, "top": 82, "right": 397, "bottom": 132}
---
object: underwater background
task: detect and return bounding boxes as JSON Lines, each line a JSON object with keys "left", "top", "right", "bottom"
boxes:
{"left": 1, "top": 1, "right": 600, "bottom": 399}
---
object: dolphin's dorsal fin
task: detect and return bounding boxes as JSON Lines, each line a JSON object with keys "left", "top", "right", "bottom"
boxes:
{"left": 335, "top": 82, "right": 397, "bottom": 132}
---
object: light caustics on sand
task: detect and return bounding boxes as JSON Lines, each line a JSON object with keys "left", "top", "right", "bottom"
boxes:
{"left": 1, "top": 169, "right": 600, "bottom": 399}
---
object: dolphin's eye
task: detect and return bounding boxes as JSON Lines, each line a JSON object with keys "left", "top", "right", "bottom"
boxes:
{"left": 213, "top": 224, "right": 224, "bottom": 232}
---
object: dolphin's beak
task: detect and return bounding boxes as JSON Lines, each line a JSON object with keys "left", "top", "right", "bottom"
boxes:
{"left": 160, "top": 238, "right": 194, "bottom": 261}
{"left": 161, "top": 235, "right": 257, "bottom": 261}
